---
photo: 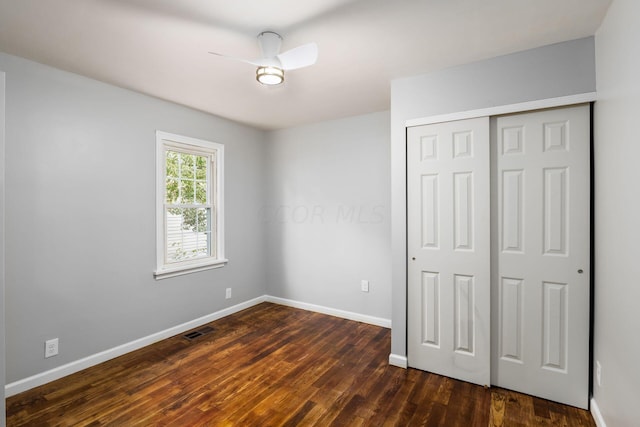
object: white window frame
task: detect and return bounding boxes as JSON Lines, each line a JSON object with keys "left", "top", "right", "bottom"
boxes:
{"left": 155, "top": 131, "right": 226, "bottom": 279}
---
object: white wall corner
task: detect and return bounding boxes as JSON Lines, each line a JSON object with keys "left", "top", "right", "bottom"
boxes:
{"left": 388, "top": 353, "right": 408, "bottom": 369}
{"left": 590, "top": 398, "right": 607, "bottom": 427}
{"left": 264, "top": 296, "right": 391, "bottom": 328}
{"left": 5, "top": 296, "right": 267, "bottom": 397}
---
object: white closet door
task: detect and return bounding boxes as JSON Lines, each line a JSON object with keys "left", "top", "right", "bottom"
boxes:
{"left": 407, "top": 117, "right": 491, "bottom": 386}
{"left": 492, "top": 104, "right": 590, "bottom": 409}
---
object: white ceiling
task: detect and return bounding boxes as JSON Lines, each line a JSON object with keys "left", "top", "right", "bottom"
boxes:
{"left": 0, "top": 0, "right": 612, "bottom": 130}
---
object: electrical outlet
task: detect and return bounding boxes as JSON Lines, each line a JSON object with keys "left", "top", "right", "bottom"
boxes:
{"left": 225, "top": 288, "right": 232, "bottom": 299}
{"left": 596, "top": 361, "right": 602, "bottom": 386}
{"left": 45, "top": 338, "right": 59, "bottom": 358}
{"left": 361, "top": 280, "right": 369, "bottom": 293}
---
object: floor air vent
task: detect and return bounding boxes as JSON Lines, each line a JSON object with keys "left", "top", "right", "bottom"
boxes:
{"left": 183, "top": 326, "right": 214, "bottom": 341}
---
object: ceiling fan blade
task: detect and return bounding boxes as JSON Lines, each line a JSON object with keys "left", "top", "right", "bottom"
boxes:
{"left": 208, "top": 52, "right": 271, "bottom": 67}
{"left": 277, "top": 43, "right": 318, "bottom": 70}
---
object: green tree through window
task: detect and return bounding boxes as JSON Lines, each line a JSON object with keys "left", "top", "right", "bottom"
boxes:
{"left": 164, "top": 150, "right": 212, "bottom": 262}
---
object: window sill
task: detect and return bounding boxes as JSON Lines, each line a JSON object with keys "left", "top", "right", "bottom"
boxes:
{"left": 154, "top": 259, "right": 228, "bottom": 280}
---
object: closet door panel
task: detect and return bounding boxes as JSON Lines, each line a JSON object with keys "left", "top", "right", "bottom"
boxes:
{"left": 492, "top": 104, "right": 590, "bottom": 409}
{"left": 407, "top": 117, "right": 491, "bottom": 386}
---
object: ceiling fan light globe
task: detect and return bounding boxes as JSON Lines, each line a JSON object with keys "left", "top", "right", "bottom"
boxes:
{"left": 256, "top": 66, "right": 284, "bottom": 85}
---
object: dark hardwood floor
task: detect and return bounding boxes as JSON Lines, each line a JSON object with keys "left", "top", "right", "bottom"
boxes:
{"left": 6, "top": 303, "right": 595, "bottom": 426}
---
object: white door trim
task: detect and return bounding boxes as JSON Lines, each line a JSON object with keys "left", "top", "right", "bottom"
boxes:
{"left": 405, "top": 92, "right": 596, "bottom": 128}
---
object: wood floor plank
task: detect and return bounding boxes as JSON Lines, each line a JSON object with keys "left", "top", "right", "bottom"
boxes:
{"left": 6, "top": 303, "right": 596, "bottom": 426}
{"left": 490, "top": 391, "right": 507, "bottom": 427}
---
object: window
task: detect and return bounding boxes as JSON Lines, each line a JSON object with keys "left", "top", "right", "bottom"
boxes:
{"left": 155, "top": 131, "right": 225, "bottom": 279}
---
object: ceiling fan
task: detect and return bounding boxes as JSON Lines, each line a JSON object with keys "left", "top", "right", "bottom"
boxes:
{"left": 209, "top": 31, "right": 318, "bottom": 86}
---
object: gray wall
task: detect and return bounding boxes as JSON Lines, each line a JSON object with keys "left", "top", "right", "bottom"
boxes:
{"left": 593, "top": 1, "right": 640, "bottom": 425}
{"left": 0, "top": 53, "right": 267, "bottom": 383}
{"left": 0, "top": 51, "right": 393, "bottom": 392}
{"left": 1, "top": 70, "right": 6, "bottom": 427}
{"left": 390, "top": 37, "right": 597, "bottom": 357}
{"left": 265, "top": 112, "right": 391, "bottom": 320}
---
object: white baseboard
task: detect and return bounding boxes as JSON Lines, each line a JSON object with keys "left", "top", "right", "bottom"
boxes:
{"left": 389, "top": 353, "right": 408, "bottom": 369}
{"left": 5, "top": 296, "right": 267, "bottom": 397}
{"left": 5, "top": 295, "right": 392, "bottom": 396}
{"left": 591, "top": 398, "right": 607, "bottom": 427}
{"left": 264, "top": 295, "right": 391, "bottom": 328}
